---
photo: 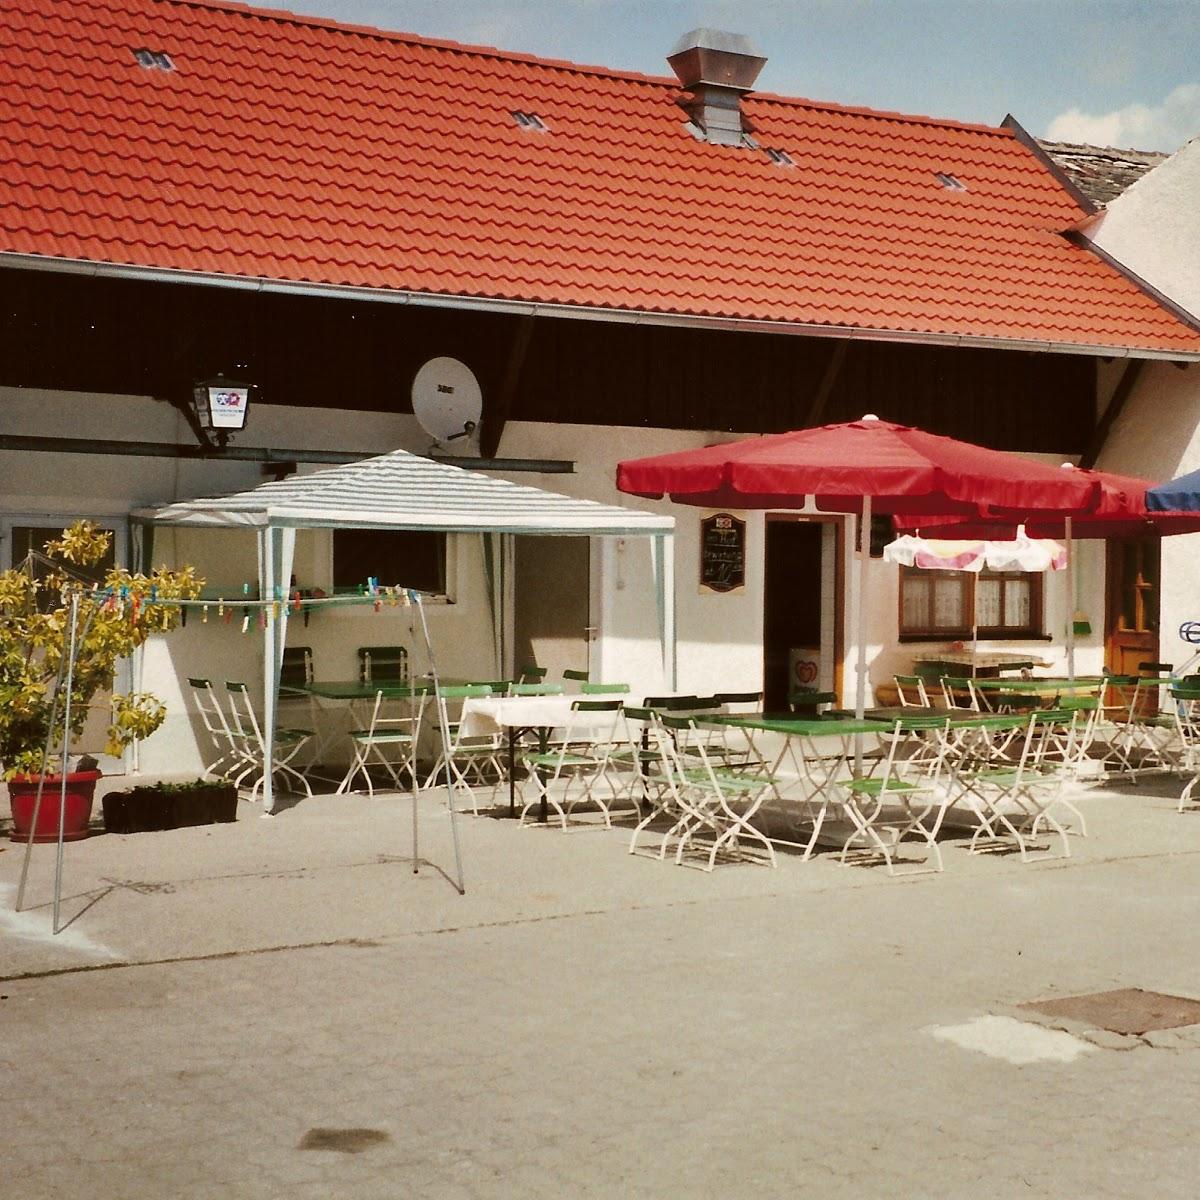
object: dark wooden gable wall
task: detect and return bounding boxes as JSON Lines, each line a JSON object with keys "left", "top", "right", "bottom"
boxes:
{"left": 0, "top": 269, "right": 1095, "bottom": 454}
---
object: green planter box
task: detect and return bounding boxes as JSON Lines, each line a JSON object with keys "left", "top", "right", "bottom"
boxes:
{"left": 102, "top": 783, "right": 238, "bottom": 834}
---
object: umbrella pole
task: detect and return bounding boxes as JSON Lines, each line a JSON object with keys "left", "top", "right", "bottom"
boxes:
{"left": 855, "top": 494, "right": 871, "bottom": 721}
{"left": 1065, "top": 516, "right": 1076, "bottom": 682}
{"left": 971, "top": 583, "right": 979, "bottom": 679}
{"left": 851, "top": 496, "right": 872, "bottom": 775}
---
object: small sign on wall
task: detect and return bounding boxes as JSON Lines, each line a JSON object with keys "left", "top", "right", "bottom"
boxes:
{"left": 699, "top": 511, "right": 746, "bottom": 594}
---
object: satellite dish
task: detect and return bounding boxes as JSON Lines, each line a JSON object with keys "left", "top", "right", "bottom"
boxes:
{"left": 411, "top": 357, "right": 482, "bottom": 447}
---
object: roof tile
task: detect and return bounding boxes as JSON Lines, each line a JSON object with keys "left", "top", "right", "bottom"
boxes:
{"left": 1, "top": 0, "right": 1197, "bottom": 354}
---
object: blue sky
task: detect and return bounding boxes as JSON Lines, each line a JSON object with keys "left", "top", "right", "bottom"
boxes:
{"left": 269, "top": 0, "right": 1200, "bottom": 152}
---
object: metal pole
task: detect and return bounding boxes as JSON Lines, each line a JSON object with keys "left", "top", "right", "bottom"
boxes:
{"left": 1065, "top": 516, "right": 1076, "bottom": 682}
{"left": 414, "top": 592, "right": 465, "bottom": 895}
{"left": 14, "top": 625, "right": 68, "bottom": 913}
{"left": 53, "top": 592, "right": 81, "bottom": 935}
{"left": 855, "top": 494, "right": 872, "bottom": 721}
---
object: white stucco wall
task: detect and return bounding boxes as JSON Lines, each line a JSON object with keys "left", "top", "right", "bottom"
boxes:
{"left": 1087, "top": 134, "right": 1200, "bottom": 316}
{"left": 1084, "top": 130, "right": 1200, "bottom": 673}
{"left": 1, "top": 386, "right": 1094, "bottom": 779}
{"left": 1094, "top": 360, "right": 1200, "bottom": 672}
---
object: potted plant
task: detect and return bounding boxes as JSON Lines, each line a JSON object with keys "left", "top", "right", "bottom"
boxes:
{"left": 102, "top": 778, "right": 238, "bottom": 833}
{"left": 1, "top": 521, "right": 202, "bottom": 841}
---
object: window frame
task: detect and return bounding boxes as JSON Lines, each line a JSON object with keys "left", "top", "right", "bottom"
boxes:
{"left": 897, "top": 566, "right": 1045, "bottom": 642}
{"left": 327, "top": 528, "right": 456, "bottom": 604}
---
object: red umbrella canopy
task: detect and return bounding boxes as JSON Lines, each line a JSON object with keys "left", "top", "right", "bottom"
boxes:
{"left": 893, "top": 465, "right": 1200, "bottom": 539}
{"left": 616, "top": 417, "right": 1101, "bottom": 516}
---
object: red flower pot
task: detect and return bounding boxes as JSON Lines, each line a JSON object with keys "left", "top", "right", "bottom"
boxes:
{"left": 7, "top": 771, "right": 102, "bottom": 842}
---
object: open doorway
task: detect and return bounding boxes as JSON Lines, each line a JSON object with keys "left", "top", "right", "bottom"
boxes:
{"left": 763, "top": 519, "right": 825, "bottom": 711}
{"left": 513, "top": 535, "right": 591, "bottom": 685}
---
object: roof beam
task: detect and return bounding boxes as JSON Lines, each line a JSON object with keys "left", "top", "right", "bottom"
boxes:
{"left": 804, "top": 340, "right": 848, "bottom": 426}
{"left": 481, "top": 313, "right": 535, "bottom": 458}
{"left": 5, "top": 253, "right": 1198, "bottom": 363}
{"left": 0, "top": 433, "right": 574, "bottom": 473}
{"left": 1080, "top": 359, "right": 1144, "bottom": 469}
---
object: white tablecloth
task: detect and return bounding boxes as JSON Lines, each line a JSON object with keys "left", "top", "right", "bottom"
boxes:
{"left": 459, "top": 695, "right": 607, "bottom": 737}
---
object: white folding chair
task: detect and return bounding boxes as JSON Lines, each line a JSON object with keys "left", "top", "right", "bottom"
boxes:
{"left": 939, "top": 675, "right": 982, "bottom": 712}
{"left": 520, "top": 699, "right": 630, "bottom": 830}
{"left": 425, "top": 684, "right": 501, "bottom": 815}
{"left": 338, "top": 686, "right": 430, "bottom": 797}
{"left": 655, "top": 715, "right": 777, "bottom": 870}
{"left": 188, "top": 677, "right": 240, "bottom": 780}
{"left": 965, "top": 710, "right": 1076, "bottom": 862}
{"left": 832, "top": 718, "right": 950, "bottom": 875}
{"left": 894, "top": 675, "right": 931, "bottom": 707}
{"left": 1171, "top": 687, "right": 1200, "bottom": 812}
{"left": 225, "top": 681, "right": 313, "bottom": 802}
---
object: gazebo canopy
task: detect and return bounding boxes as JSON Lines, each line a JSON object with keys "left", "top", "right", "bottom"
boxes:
{"left": 135, "top": 448, "right": 675, "bottom": 817}
{"left": 137, "top": 448, "right": 675, "bottom": 536}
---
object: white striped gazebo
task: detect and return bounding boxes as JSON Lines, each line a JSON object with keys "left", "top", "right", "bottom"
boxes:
{"left": 135, "top": 448, "right": 676, "bottom": 815}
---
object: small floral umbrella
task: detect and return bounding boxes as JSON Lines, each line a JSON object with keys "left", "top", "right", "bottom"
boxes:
{"left": 884, "top": 531, "right": 1066, "bottom": 675}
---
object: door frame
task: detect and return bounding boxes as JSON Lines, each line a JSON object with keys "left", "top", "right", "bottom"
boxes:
{"left": 1104, "top": 537, "right": 1161, "bottom": 672}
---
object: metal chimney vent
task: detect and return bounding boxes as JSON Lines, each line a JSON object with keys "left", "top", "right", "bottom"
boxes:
{"left": 668, "top": 28, "right": 766, "bottom": 147}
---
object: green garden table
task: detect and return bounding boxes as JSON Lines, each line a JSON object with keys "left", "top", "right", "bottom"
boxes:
{"left": 701, "top": 713, "right": 893, "bottom": 857}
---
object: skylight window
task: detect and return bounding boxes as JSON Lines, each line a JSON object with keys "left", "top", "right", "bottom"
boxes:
{"left": 764, "top": 147, "right": 795, "bottom": 167}
{"left": 132, "top": 47, "right": 175, "bottom": 71}
{"left": 512, "top": 111, "right": 549, "bottom": 132}
{"left": 935, "top": 171, "right": 967, "bottom": 191}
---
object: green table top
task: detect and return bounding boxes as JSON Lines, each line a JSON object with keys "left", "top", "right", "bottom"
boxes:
{"left": 705, "top": 713, "right": 893, "bottom": 737}
{"left": 303, "top": 678, "right": 467, "bottom": 700}
{"left": 969, "top": 677, "right": 1106, "bottom": 692}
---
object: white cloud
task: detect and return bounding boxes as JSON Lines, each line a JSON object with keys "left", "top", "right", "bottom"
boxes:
{"left": 1046, "top": 83, "right": 1200, "bottom": 153}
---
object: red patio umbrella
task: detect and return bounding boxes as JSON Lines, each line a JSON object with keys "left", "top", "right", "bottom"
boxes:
{"left": 618, "top": 417, "right": 1102, "bottom": 516}
{"left": 617, "top": 416, "right": 1104, "bottom": 719}
{"left": 893, "top": 465, "right": 1200, "bottom": 540}
{"left": 892, "top": 465, "right": 1200, "bottom": 679}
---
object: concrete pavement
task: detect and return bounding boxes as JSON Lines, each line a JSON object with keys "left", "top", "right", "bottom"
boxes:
{"left": 3, "top": 778, "right": 1200, "bottom": 1198}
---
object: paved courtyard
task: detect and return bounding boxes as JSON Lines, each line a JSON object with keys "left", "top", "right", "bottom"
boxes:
{"left": 4, "top": 776, "right": 1200, "bottom": 1198}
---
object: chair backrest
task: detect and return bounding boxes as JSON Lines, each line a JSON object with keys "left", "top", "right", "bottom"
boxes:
{"left": 562, "top": 668, "right": 589, "bottom": 688}
{"left": 518, "top": 665, "right": 548, "bottom": 683}
{"left": 581, "top": 681, "right": 631, "bottom": 695}
{"left": 359, "top": 646, "right": 409, "bottom": 683}
{"left": 894, "top": 674, "right": 930, "bottom": 707}
{"left": 363, "top": 686, "right": 429, "bottom": 740}
{"left": 1138, "top": 661, "right": 1174, "bottom": 676}
{"left": 715, "top": 691, "right": 762, "bottom": 708}
{"left": 436, "top": 684, "right": 494, "bottom": 700}
{"left": 470, "top": 679, "right": 513, "bottom": 696}
{"left": 189, "top": 677, "right": 233, "bottom": 740}
{"left": 280, "top": 646, "right": 314, "bottom": 688}
{"left": 225, "top": 681, "right": 263, "bottom": 746}
{"left": 939, "top": 676, "right": 980, "bottom": 711}
{"left": 644, "top": 695, "right": 699, "bottom": 711}
{"left": 510, "top": 682, "right": 564, "bottom": 696}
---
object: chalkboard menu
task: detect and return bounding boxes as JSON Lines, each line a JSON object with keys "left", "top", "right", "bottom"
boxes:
{"left": 700, "top": 512, "right": 746, "bottom": 593}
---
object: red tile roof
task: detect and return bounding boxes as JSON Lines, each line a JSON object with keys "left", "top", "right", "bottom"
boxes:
{"left": 4, "top": 0, "right": 1199, "bottom": 356}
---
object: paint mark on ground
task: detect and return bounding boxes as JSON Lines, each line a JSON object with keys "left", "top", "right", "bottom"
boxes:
{"left": 927, "top": 1015, "right": 1096, "bottom": 1064}
{"left": 0, "top": 884, "right": 121, "bottom": 960}
{"left": 298, "top": 1127, "right": 390, "bottom": 1154}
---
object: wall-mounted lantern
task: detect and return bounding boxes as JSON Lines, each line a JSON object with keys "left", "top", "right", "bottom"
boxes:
{"left": 191, "top": 375, "right": 252, "bottom": 447}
